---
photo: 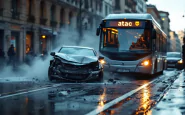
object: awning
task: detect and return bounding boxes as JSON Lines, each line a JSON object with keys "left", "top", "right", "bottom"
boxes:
{"left": 40, "top": 27, "right": 58, "bottom": 35}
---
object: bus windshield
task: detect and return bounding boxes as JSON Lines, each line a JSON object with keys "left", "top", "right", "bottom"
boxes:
{"left": 100, "top": 28, "right": 151, "bottom": 53}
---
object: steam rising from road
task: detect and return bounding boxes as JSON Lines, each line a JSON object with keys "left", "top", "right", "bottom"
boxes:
{"left": 0, "top": 29, "right": 99, "bottom": 81}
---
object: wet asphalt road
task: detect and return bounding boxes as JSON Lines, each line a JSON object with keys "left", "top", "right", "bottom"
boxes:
{"left": 0, "top": 69, "right": 181, "bottom": 115}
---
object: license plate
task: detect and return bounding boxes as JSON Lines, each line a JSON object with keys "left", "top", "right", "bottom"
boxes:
{"left": 168, "top": 64, "right": 175, "bottom": 66}
{"left": 117, "top": 69, "right": 130, "bottom": 72}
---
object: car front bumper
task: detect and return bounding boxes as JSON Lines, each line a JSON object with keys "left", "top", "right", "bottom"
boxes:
{"left": 167, "top": 62, "right": 183, "bottom": 69}
{"left": 51, "top": 69, "right": 101, "bottom": 81}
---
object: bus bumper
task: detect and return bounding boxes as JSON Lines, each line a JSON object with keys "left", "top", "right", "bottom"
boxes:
{"left": 104, "top": 64, "right": 153, "bottom": 74}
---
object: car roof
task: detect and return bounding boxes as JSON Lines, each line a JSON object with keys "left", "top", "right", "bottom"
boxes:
{"left": 62, "top": 46, "right": 94, "bottom": 50}
{"left": 167, "top": 52, "right": 181, "bottom": 54}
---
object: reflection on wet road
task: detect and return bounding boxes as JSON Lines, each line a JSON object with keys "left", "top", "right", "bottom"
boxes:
{"left": 0, "top": 69, "right": 180, "bottom": 115}
{"left": 148, "top": 72, "right": 185, "bottom": 115}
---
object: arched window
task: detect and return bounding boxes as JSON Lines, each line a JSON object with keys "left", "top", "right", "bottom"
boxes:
{"left": 69, "top": 11, "right": 73, "bottom": 26}
{"left": 60, "top": 8, "right": 65, "bottom": 27}
{"left": 40, "top": 1, "right": 46, "bottom": 18}
{"left": 11, "top": 0, "right": 20, "bottom": 19}
{"left": 50, "top": 5, "right": 56, "bottom": 21}
{"left": 115, "top": 0, "right": 120, "bottom": 10}
{"left": 11, "top": 0, "right": 20, "bottom": 13}
{"left": 0, "top": 0, "right": 4, "bottom": 16}
{"left": 0, "top": 0, "right": 4, "bottom": 8}
{"left": 40, "top": 1, "right": 47, "bottom": 25}
{"left": 27, "top": 0, "right": 34, "bottom": 16}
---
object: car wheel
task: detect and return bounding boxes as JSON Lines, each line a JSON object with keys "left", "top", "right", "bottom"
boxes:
{"left": 48, "top": 67, "right": 54, "bottom": 81}
{"left": 97, "top": 71, "right": 103, "bottom": 82}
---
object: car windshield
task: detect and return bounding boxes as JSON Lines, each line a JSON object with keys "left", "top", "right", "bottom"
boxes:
{"left": 167, "top": 53, "right": 181, "bottom": 58}
{"left": 100, "top": 28, "right": 151, "bottom": 53}
{"left": 59, "top": 47, "right": 96, "bottom": 56}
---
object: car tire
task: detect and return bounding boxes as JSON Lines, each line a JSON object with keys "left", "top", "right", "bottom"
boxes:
{"left": 48, "top": 67, "right": 54, "bottom": 81}
{"left": 97, "top": 71, "right": 103, "bottom": 82}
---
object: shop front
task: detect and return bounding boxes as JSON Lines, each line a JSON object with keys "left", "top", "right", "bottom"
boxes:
{"left": 11, "top": 31, "right": 20, "bottom": 62}
{"left": 10, "top": 24, "right": 23, "bottom": 63}
{"left": 26, "top": 31, "right": 34, "bottom": 54}
{"left": 39, "top": 27, "right": 57, "bottom": 54}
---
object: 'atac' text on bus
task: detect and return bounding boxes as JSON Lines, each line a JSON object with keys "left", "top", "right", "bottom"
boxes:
{"left": 118, "top": 21, "right": 132, "bottom": 27}
{"left": 108, "top": 21, "right": 143, "bottom": 27}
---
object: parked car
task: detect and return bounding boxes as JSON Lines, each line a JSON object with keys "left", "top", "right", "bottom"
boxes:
{"left": 166, "top": 52, "right": 183, "bottom": 70}
{"left": 48, "top": 46, "right": 105, "bottom": 82}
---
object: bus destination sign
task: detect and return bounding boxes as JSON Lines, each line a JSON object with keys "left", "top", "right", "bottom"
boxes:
{"left": 106, "top": 21, "right": 145, "bottom": 28}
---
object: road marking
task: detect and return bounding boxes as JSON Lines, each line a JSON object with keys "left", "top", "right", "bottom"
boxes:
{"left": 0, "top": 84, "right": 61, "bottom": 99}
{"left": 86, "top": 79, "right": 157, "bottom": 115}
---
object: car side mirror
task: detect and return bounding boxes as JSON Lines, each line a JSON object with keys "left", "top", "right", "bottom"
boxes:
{"left": 99, "top": 56, "right": 104, "bottom": 60}
{"left": 50, "top": 52, "right": 55, "bottom": 56}
{"left": 152, "top": 29, "right": 156, "bottom": 39}
{"left": 96, "top": 28, "right": 100, "bottom": 36}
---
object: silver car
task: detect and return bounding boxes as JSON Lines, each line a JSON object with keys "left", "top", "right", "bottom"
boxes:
{"left": 166, "top": 52, "right": 183, "bottom": 70}
{"left": 48, "top": 46, "right": 105, "bottom": 82}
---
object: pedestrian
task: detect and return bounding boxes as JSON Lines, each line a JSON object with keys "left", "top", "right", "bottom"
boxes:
{"left": 41, "top": 48, "right": 48, "bottom": 60}
{"left": 182, "top": 36, "right": 185, "bottom": 71}
{"left": 7, "top": 44, "right": 16, "bottom": 67}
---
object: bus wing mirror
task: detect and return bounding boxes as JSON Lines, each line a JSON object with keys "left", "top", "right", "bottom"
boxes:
{"left": 96, "top": 28, "right": 100, "bottom": 36}
{"left": 152, "top": 29, "right": 156, "bottom": 39}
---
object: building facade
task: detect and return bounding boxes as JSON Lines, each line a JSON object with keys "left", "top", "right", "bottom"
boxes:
{"left": 135, "top": 0, "right": 147, "bottom": 13}
{"left": 169, "top": 31, "right": 181, "bottom": 52}
{"left": 177, "top": 30, "right": 185, "bottom": 51}
{"left": 159, "top": 11, "right": 170, "bottom": 36}
{"left": 113, "top": 0, "right": 137, "bottom": 13}
{"left": 158, "top": 11, "right": 171, "bottom": 51}
{"left": 146, "top": 5, "right": 161, "bottom": 24}
{"left": 147, "top": 4, "right": 171, "bottom": 51}
{"left": 0, "top": 0, "right": 113, "bottom": 63}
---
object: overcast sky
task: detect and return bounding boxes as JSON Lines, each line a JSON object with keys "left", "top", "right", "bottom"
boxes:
{"left": 147, "top": 0, "right": 185, "bottom": 32}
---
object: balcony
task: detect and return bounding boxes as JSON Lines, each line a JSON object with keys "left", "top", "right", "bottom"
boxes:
{"left": 27, "top": 15, "right": 35, "bottom": 23}
{"left": 50, "top": 21, "right": 58, "bottom": 28}
{"left": 12, "top": 11, "right": 20, "bottom": 20}
{"left": 0, "top": 8, "right": 3, "bottom": 16}
{"left": 40, "top": 18, "right": 47, "bottom": 25}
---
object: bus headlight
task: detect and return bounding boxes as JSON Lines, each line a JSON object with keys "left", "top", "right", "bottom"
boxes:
{"left": 140, "top": 60, "right": 150, "bottom": 66}
{"left": 178, "top": 59, "right": 183, "bottom": 64}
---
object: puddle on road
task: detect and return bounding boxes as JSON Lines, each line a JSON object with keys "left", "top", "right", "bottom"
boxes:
{"left": 0, "top": 81, "right": 41, "bottom": 95}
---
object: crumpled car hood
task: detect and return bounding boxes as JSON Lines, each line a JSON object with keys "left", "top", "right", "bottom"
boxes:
{"left": 55, "top": 53, "right": 98, "bottom": 64}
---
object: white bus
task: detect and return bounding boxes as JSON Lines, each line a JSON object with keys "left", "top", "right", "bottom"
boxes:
{"left": 96, "top": 13, "right": 167, "bottom": 75}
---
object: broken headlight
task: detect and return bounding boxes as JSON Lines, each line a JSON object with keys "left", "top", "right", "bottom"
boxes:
{"left": 91, "top": 61, "right": 100, "bottom": 71}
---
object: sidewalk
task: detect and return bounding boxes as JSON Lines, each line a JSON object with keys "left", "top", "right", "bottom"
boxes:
{"left": 149, "top": 72, "right": 185, "bottom": 115}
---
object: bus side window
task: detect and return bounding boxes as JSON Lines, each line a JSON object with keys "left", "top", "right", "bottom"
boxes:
{"left": 104, "top": 32, "right": 106, "bottom": 47}
{"left": 160, "top": 35, "right": 162, "bottom": 52}
{"left": 156, "top": 33, "right": 160, "bottom": 52}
